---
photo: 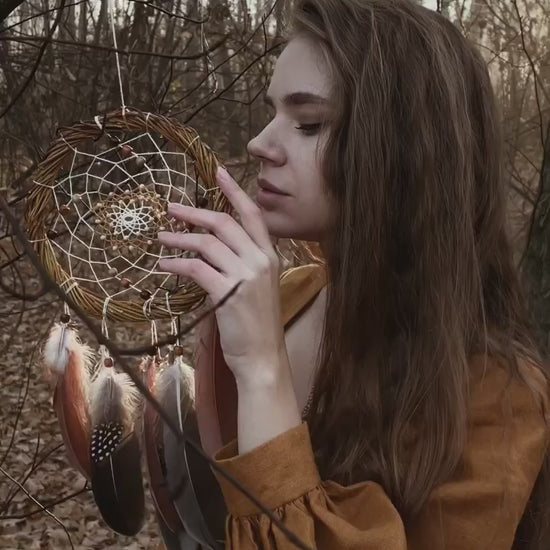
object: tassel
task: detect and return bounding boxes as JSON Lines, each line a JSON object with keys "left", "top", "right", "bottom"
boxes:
{"left": 141, "top": 355, "right": 184, "bottom": 536}
{"left": 159, "top": 355, "right": 226, "bottom": 549}
{"left": 42, "top": 323, "right": 94, "bottom": 478}
{"left": 88, "top": 359, "right": 145, "bottom": 536}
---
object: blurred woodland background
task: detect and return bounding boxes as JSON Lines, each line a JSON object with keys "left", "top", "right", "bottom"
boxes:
{"left": 0, "top": 0, "right": 549, "bottom": 548}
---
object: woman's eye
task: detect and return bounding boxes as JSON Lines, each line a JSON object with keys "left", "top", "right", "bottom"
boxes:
{"left": 295, "top": 123, "right": 321, "bottom": 136}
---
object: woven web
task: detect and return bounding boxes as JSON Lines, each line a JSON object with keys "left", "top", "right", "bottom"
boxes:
{"left": 38, "top": 130, "right": 219, "bottom": 308}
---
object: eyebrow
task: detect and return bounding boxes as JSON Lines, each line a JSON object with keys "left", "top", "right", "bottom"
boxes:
{"left": 264, "top": 92, "right": 328, "bottom": 107}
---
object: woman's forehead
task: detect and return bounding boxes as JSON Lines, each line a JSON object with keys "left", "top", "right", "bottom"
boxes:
{"left": 268, "top": 37, "right": 330, "bottom": 102}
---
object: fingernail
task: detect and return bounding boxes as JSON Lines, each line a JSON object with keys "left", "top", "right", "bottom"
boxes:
{"left": 216, "top": 166, "right": 230, "bottom": 184}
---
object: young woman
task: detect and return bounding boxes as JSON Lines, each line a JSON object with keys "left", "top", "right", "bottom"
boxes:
{"left": 158, "top": 0, "right": 550, "bottom": 548}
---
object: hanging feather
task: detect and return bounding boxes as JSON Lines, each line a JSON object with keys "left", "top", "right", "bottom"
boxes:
{"left": 141, "top": 354, "right": 185, "bottom": 537}
{"left": 156, "top": 509, "right": 201, "bottom": 550}
{"left": 88, "top": 360, "right": 145, "bottom": 536}
{"left": 42, "top": 322, "right": 94, "bottom": 479}
{"left": 158, "top": 354, "right": 226, "bottom": 549}
{"left": 194, "top": 315, "right": 238, "bottom": 456}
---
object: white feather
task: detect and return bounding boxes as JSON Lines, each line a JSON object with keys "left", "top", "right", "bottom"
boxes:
{"left": 89, "top": 367, "right": 142, "bottom": 430}
{"left": 156, "top": 357, "right": 195, "bottom": 409}
{"left": 155, "top": 357, "right": 195, "bottom": 435}
{"left": 42, "top": 323, "right": 94, "bottom": 375}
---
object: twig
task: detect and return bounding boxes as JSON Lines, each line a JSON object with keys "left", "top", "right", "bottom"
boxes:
{"left": 0, "top": 0, "right": 86, "bottom": 33}
{"left": 0, "top": 194, "right": 313, "bottom": 550}
{"left": 511, "top": 0, "right": 545, "bottom": 147}
{"left": 182, "top": 42, "right": 282, "bottom": 122}
{"left": 0, "top": 466, "right": 75, "bottom": 550}
{"left": 513, "top": 0, "right": 547, "bottom": 269}
{"left": 1, "top": 483, "right": 89, "bottom": 519}
{"left": 0, "top": 0, "right": 67, "bottom": 120}
{"left": 166, "top": 0, "right": 279, "bottom": 114}
{"left": 128, "top": 0, "right": 206, "bottom": 24}
{"left": 0, "top": 33, "right": 229, "bottom": 63}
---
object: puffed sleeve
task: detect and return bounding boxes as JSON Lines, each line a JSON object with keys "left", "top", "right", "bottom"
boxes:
{"left": 212, "top": 356, "right": 549, "bottom": 550}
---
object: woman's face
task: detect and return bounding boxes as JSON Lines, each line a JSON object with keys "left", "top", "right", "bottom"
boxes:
{"left": 247, "top": 36, "right": 334, "bottom": 242}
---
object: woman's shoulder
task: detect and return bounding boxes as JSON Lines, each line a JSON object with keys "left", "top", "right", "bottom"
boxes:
{"left": 467, "top": 352, "right": 550, "bottom": 429}
{"left": 279, "top": 263, "right": 327, "bottom": 327}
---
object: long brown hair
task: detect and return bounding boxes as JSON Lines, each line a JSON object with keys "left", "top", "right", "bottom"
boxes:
{"left": 286, "top": 0, "right": 550, "bottom": 547}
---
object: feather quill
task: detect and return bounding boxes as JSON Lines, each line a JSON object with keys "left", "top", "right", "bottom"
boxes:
{"left": 88, "top": 364, "right": 145, "bottom": 536}
{"left": 42, "top": 323, "right": 94, "bottom": 478}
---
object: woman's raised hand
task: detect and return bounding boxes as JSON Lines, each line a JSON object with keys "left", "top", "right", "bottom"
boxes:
{"left": 157, "top": 167, "right": 287, "bottom": 388}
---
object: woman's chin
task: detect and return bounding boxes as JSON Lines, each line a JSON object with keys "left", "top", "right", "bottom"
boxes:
{"left": 267, "top": 226, "right": 322, "bottom": 242}
{"left": 259, "top": 209, "right": 324, "bottom": 242}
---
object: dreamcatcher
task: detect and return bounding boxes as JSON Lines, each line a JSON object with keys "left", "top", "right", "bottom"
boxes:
{"left": 27, "top": 106, "right": 231, "bottom": 547}
{"left": 21, "top": 0, "right": 236, "bottom": 546}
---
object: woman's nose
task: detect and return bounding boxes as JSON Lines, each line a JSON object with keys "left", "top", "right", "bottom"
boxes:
{"left": 247, "top": 125, "right": 285, "bottom": 166}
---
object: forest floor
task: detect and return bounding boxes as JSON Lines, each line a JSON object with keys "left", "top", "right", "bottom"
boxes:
{"left": 0, "top": 282, "right": 198, "bottom": 549}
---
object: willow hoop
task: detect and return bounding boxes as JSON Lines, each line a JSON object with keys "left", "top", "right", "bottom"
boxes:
{"left": 25, "top": 107, "right": 231, "bottom": 323}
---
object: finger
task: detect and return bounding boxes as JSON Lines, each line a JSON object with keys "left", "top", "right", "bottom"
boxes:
{"left": 215, "top": 166, "right": 274, "bottom": 252}
{"left": 157, "top": 231, "right": 245, "bottom": 277}
{"left": 157, "top": 257, "right": 234, "bottom": 303}
{"left": 166, "top": 203, "right": 257, "bottom": 261}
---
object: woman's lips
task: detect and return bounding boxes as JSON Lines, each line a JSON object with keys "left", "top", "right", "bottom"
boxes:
{"left": 257, "top": 178, "right": 289, "bottom": 195}
{"left": 256, "top": 186, "right": 289, "bottom": 209}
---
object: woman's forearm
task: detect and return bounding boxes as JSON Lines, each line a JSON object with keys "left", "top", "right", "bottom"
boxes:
{"left": 235, "top": 353, "right": 302, "bottom": 454}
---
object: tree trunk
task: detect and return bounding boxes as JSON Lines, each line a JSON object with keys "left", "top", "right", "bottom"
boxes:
{"left": 0, "top": 0, "right": 25, "bottom": 24}
{"left": 523, "top": 123, "right": 550, "bottom": 354}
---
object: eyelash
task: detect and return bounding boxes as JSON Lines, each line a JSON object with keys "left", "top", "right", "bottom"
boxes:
{"left": 295, "top": 123, "right": 321, "bottom": 136}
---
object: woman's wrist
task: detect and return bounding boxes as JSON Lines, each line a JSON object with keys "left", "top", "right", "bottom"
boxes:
{"left": 235, "top": 352, "right": 302, "bottom": 454}
{"left": 231, "top": 340, "right": 291, "bottom": 392}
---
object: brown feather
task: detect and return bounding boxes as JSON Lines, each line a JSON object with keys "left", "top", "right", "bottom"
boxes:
{"left": 42, "top": 324, "right": 94, "bottom": 479}
{"left": 142, "top": 357, "right": 184, "bottom": 534}
{"left": 194, "top": 315, "right": 237, "bottom": 457}
{"left": 53, "top": 350, "right": 92, "bottom": 478}
{"left": 89, "top": 367, "right": 145, "bottom": 536}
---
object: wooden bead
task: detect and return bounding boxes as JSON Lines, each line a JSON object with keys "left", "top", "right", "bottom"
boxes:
{"left": 140, "top": 289, "right": 151, "bottom": 300}
{"left": 135, "top": 156, "right": 146, "bottom": 169}
{"left": 47, "top": 229, "right": 59, "bottom": 239}
{"left": 173, "top": 345, "right": 184, "bottom": 356}
{"left": 121, "top": 277, "right": 132, "bottom": 288}
{"left": 104, "top": 357, "right": 114, "bottom": 368}
{"left": 147, "top": 345, "right": 157, "bottom": 357}
{"left": 120, "top": 144, "right": 133, "bottom": 158}
{"left": 197, "top": 195, "right": 208, "bottom": 208}
{"left": 60, "top": 313, "right": 70, "bottom": 324}
{"left": 59, "top": 204, "right": 71, "bottom": 215}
